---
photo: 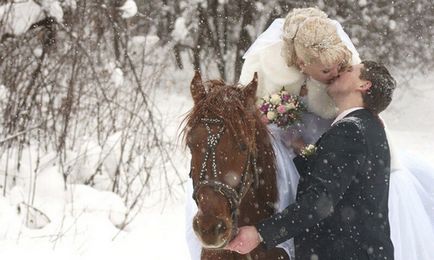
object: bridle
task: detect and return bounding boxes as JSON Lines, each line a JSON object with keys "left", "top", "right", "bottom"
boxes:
{"left": 191, "top": 116, "right": 260, "bottom": 242}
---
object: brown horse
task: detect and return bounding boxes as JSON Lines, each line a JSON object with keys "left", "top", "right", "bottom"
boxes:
{"left": 183, "top": 71, "right": 289, "bottom": 260}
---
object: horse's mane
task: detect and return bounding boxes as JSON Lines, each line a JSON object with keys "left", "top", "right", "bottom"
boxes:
{"left": 182, "top": 80, "right": 265, "bottom": 153}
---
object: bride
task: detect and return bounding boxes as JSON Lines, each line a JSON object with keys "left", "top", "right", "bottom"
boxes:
{"left": 185, "top": 7, "right": 434, "bottom": 260}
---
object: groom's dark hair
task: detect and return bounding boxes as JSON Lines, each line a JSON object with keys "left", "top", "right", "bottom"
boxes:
{"left": 360, "top": 61, "right": 396, "bottom": 113}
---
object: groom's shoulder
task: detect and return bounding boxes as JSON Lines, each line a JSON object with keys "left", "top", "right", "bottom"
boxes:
{"left": 332, "top": 117, "right": 365, "bottom": 134}
{"left": 325, "top": 113, "right": 371, "bottom": 143}
{"left": 334, "top": 116, "right": 363, "bottom": 130}
{"left": 323, "top": 119, "right": 365, "bottom": 146}
{"left": 330, "top": 109, "right": 385, "bottom": 144}
{"left": 333, "top": 109, "right": 373, "bottom": 131}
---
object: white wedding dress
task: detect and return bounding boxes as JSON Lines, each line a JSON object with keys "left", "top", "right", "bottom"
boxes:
{"left": 185, "top": 18, "right": 434, "bottom": 260}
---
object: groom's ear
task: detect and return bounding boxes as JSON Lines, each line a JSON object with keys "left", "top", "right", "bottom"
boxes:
{"left": 359, "top": 81, "right": 372, "bottom": 93}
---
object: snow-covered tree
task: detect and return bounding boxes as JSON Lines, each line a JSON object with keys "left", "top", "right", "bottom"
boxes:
{"left": 140, "top": 0, "right": 434, "bottom": 80}
{"left": 0, "top": 0, "right": 177, "bottom": 223}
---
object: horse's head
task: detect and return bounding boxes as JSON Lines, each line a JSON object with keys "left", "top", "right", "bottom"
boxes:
{"left": 184, "top": 71, "right": 260, "bottom": 249}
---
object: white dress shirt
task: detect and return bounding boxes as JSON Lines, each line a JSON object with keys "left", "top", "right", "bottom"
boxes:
{"left": 331, "top": 107, "right": 364, "bottom": 126}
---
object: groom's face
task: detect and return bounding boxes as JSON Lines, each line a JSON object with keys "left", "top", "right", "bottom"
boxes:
{"left": 327, "top": 64, "right": 367, "bottom": 97}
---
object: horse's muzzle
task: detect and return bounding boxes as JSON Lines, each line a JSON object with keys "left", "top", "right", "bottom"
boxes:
{"left": 193, "top": 214, "right": 233, "bottom": 249}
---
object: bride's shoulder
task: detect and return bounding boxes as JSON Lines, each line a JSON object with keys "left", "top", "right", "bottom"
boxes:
{"left": 240, "top": 41, "right": 304, "bottom": 94}
{"left": 239, "top": 17, "right": 305, "bottom": 94}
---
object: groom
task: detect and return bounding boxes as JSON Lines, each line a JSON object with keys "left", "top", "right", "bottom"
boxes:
{"left": 226, "top": 61, "right": 396, "bottom": 259}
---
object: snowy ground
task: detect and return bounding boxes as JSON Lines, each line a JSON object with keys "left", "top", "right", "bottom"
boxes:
{"left": 0, "top": 70, "right": 433, "bottom": 260}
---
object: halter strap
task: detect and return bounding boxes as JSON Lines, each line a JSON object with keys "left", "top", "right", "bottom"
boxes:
{"left": 199, "top": 117, "right": 225, "bottom": 179}
{"left": 191, "top": 116, "right": 260, "bottom": 245}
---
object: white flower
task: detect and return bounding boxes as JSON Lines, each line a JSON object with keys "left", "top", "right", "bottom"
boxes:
{"left": 301, "top": 144, "right": 317, "bottom": 157}
{"left": 270, "top": 94, "right": 281, "bottom": 105}
{"left": 266, "top": 111, "right": 277, "bottom": 120}
{"left": 286, "top": 103, "right": 296, "bottom": 110}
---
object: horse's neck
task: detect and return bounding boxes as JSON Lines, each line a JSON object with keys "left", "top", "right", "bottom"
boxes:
{"left": 256, "top": 138, "right": 278, "bottom": 204}
{"left": 238, "top": 135, "right": 278, "bottom": 224}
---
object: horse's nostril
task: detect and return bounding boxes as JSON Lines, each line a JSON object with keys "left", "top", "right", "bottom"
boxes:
{"left": 214, "top": 220, "right": 227, "bottom": 235}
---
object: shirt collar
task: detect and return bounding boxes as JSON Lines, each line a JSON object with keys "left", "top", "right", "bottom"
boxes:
{"left": 331, "top": 107, "right": 364, "bottom": 126}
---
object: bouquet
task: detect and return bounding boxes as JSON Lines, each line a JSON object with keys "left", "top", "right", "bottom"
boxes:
{"left": 258, "top": 88, "right": 305, "bottom": 129}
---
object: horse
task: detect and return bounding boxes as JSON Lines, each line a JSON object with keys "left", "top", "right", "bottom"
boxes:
{"left": 183, "top": 71, "right": 289, "bottom": 260}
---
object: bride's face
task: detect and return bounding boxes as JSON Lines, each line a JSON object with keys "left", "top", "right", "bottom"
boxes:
{"left": 301, "top": 61, "right": 343, "bottom": 84}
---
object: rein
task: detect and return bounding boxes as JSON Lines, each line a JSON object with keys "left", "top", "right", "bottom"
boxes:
{"left": 191, "top": 116, "right": 260, "bottom": 243}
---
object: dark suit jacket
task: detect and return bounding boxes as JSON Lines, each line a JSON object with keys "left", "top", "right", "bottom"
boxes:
{"left": 256, "top": 109, "right": 394, "bottom": 260}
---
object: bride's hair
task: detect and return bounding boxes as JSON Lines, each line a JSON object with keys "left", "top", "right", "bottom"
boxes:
{"left": 282, "top": 8, "right": 351, "bottom": 68}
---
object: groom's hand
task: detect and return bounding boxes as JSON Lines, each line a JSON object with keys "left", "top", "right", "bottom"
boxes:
{"left": 225, "top": 226, "right": 261, "bottom": 255}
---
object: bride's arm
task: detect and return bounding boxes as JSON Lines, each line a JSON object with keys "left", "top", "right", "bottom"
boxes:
{"left": 239, "top": 19, "right": 305, "bottom": 98}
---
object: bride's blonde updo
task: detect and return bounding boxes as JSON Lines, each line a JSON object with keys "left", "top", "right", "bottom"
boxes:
{"left": 282, "top": 7, "right": 351, "bottom": 68}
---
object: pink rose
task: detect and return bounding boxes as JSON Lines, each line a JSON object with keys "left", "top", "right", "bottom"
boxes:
{"left": 277, "top": 105, "right": 287, "bottom": 114}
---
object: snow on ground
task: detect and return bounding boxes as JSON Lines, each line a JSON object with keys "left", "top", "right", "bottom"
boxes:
{"left": 0, "top": 69, "right": 195, "bottom": 259}
{"left": 0, "top": 69, "right": 433, "bottom": 260}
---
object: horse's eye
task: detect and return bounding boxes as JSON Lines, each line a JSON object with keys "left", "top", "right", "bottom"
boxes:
{"left": 239, "top": 143, "right": 247, "bottom": 151}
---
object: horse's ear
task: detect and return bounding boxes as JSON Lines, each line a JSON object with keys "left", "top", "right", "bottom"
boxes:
{"left": 191, "top": 70, "right": 206, "bottom": 104}
{"left": 243, "top": 72, "right": 258, "bottom": 107}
